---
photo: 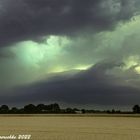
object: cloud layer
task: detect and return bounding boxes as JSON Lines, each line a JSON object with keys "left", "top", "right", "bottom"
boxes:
{"left": 1, "top": 0, "right": 140, "bottom": 108}
{"left": 1, "top": 60, "right": 139, "bottom": 108}
{"left": 0, "top": 0, "right": 139, "bottom": 47}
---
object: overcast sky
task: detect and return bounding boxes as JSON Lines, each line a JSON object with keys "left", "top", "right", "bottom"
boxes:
{"left": 1, "top": 0, "right": 140, "bottom": 109}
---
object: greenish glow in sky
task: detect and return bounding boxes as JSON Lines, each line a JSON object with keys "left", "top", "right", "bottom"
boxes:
{"left": 1, "top": 15, "right": 140, "bottom": 90}
{"left": 11, "top": 36, "right": 70, "bottom": 68}
{"left": 11, "top": 35, "right": 94, "bottom": 74}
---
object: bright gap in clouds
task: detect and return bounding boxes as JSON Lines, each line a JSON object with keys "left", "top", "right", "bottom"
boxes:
{"left": 11, "top": 35, "right": 92, "bottom": 74}
{"left": 11, "top": 36, "right": 69, "bottom": 70}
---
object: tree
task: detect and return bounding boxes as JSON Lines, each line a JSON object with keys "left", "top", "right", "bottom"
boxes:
{"left": 51, "top": 103, "right": 60, "bottom": 113}
{"left": 10, "top": 107, "right": 19, "bottom": 114}
{"left": 65, "top": 108, "right": 75, "bottom": 113}
{"left": 111, "top": 109, "right": 115, "bottom": 114}
{"left": 36, "top": 104, "right": 46, "bottom": 113}
{"left": 132, "top": 105, "right": 140, "bottom": 113}
{"left": 0, "top": 105, "right": 9, "bottom": 113}
{"left": 24, "top": 104, "right": 36, "bottom": 113}
{"left": 45, "top": 103, "right": 60, "bottom": 113}
{"left": 81, "top": 109, "right": 86, "bottom": 114}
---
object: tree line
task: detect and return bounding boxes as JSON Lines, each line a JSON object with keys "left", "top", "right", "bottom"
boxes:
{"left": 0, "top": 103, "right": 139, "bottom": 114}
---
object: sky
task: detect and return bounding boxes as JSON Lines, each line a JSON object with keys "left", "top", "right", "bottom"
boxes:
{"left": 1, "top": 0, "right": 140, "bottom": 109}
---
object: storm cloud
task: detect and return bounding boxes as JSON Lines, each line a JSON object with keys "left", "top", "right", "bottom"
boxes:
{"left": 1, "top": 60, "right": 139, "bottom": 107}
{"left": 1, "top": 0, "right": 140, "bottom": 108}
{"left": 0, "top": 0, "right": 139, "bottom": 47}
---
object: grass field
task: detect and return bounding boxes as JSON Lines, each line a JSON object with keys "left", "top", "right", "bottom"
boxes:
{"left": 0, "top": 114, "right": 140, "bottom": 140}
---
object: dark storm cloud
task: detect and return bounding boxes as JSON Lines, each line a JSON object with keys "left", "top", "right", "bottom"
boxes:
{"left": 0, "top": 0, "right": 139, "bottom": 47}
{"left": 3, "top": 60, "right": 140, "bottom": 106}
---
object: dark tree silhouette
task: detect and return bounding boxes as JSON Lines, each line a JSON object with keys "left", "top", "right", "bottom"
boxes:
{"left": 36, "top": 104, "right": 46, "bottom": 113}
{"left": 45, "top": 103, "right": 60, "bottom": 113}
{"left": 0, "top": 103, "right": 138, "bottom": 114}
{"left": 51, "top": 103, "right": 60, "bottom": 113}
{"left": 0, "top": 105, "right": 9, "bottom": 113}
{"left": 65, "top": 108, "right": 75, "bottom": 113}
{"left": 10, "top": 107, "right": 18, "bottom": 114}
{"left": 24, "top": 104, "right": 36, "bottom": 113}
{"left": 111, "top": 109, "right": 115, "bottom": 114}
{"left": 132, "top": 105, "right": 140, "bottom": 113}
{"left": 81, "top": 109, "right": 86, "bottom": 114}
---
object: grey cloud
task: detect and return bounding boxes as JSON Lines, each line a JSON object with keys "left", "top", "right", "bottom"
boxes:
{"left": 2, "top": 60, "right": 140, "bottom": 106}
{"left": 0, "top": 49, "right": 16, "bottom": 59}
{"left": 0, "top": 0, "right": 139, "bottom": 47}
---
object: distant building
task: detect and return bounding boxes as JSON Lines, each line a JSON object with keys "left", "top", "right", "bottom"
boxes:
{"left": 75, "top": 111, "right": 82, "bottom": 114}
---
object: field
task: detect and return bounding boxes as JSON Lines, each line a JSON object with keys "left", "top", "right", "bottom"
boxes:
{"left": 0, "top": 114, "right": 140, "bottom": 140}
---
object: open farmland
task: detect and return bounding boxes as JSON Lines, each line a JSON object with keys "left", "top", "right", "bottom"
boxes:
{"left": 0, "top": 115, "right": 140, "bottom": 140}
